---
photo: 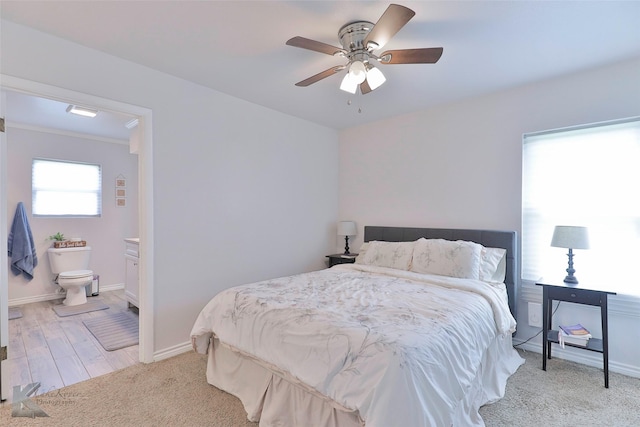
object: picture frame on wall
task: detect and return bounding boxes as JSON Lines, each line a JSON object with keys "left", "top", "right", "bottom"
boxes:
{"left": 116, "top": 174, "right": 127, "bottom": 207}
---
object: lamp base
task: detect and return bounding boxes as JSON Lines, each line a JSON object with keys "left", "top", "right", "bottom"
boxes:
{"left": 563, "top": 248, "right": 579, "bottom": 284}
{"left": 343, "top": 236, "right": 351, "bottom": 255}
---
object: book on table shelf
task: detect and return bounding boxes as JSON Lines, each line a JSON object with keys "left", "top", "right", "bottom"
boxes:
{"left": 559, "top": 323, "right": 592, "bottom": 337}
{"left": 558, "top": 323, "right": 591, "bottom": 348}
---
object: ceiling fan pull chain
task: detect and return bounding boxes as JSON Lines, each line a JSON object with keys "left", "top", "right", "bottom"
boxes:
{"left": 345, "top": 92, "right": 363, "bottom": 113}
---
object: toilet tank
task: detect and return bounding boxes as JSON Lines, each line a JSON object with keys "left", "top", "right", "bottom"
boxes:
{"left": 47, "top": 246, "right": 92, "bottom": 274}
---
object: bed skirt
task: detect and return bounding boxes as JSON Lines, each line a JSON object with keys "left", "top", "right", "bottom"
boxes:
{"left": 205, "top": 335, "right": 524, "bottom": 427}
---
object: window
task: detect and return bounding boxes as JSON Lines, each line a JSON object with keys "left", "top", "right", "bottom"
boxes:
{"left": 32, "top": 158, "right": 102, "bottom": 217}
{"left": 522, "top": 118, "right": 640, "bottom": 294}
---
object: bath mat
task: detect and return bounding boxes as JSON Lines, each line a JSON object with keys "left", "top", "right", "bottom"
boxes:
{"left": 83, "top": 312, "right": 139, "bottom": 351}
{"left": 52, "top": 300, "right": 109, "bottom": 317}
{"left": 9, "top": 307, "right": 23, "bottom": 320}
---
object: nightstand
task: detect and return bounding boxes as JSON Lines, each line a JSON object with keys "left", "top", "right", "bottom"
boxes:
{"left": 536, "top": 281, "right": 616, "bottom": 388}
{"left": 326, "top": 253, "right": 358, "bottom": 267}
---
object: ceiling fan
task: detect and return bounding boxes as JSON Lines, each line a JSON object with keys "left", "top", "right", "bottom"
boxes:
{"left": 286, "top": 3, "right": 443, "bottom": 95}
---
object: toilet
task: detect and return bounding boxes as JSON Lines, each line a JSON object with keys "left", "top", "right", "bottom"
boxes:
{"left": 47, "top": 246, "right": 93, "bottom": 306}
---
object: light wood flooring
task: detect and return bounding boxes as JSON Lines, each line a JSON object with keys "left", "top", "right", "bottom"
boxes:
{"left": 4, "top": 289, "right": 139, "bottom": 403}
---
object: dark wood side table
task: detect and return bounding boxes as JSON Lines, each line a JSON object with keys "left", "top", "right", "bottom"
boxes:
{"left": 326, "top": 253, "right": 357, "bottom": 267}
{"left": 536, "top": 281, "right": 616, "bottom": 388}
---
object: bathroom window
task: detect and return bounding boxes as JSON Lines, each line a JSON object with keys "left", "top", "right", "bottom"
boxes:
{"left": 32, "top": 158, "right": 102, "bottom": 217}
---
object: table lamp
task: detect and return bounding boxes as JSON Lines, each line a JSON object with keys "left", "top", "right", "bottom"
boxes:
{"left": 551, "top": 225, "right": 589, "bottom": 284}
{"left": 337, "top": 221, "right": 357, "bottom": 255}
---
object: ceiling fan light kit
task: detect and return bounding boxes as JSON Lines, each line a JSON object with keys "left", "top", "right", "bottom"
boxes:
{"left": 348, "top": 60, "right": 367, "bottom": 84}
{"left": 340, "top": 73, "right": 359, "bottom": 94}
{"left": 365, "top": 65, "right": 386, "bottom": 90}
{"left": 286, "top": 3, "right": 443, "bottom": 96}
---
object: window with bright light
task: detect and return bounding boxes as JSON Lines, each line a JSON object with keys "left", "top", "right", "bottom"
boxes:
{"left": 522, "top": 118, "right": 640, "bottom": 295}
{"left": 32, "top": 158, "right": 102, "bottom": 217}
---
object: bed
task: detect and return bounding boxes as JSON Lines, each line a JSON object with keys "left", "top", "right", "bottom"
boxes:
{"left": 191, "top": 226, "right": 524, "bottom": 426}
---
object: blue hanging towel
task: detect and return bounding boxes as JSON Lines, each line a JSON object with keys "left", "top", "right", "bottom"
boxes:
{"left": 8, "top": 202, "right": 38, "bottom": 280}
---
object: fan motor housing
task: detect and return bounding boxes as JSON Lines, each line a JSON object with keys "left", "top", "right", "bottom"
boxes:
{"left": 338, "top": 21, "right": 374, "bottom": 53}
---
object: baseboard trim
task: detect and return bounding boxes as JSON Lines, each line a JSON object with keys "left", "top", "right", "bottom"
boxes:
{"left": 153, "top": 341, "right": 192, "bottom": 362}
{"left": 9, "top": 283, "right": 125, "bottom": 306}
{"left": 99, "top": 283, "right": 125, "bottom": 292}
{"left": 514, "top": 339, "right": 640, "bottom": 379}
{"left": 9, "top": 292, "right": 63, "bottom": 306}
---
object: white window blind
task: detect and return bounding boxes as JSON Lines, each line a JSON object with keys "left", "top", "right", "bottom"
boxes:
{"left": 522, "top": 118, "right": 640, "bottom": 292}
{"left": 32, "top": 158, "right": 102, "bottom": 217}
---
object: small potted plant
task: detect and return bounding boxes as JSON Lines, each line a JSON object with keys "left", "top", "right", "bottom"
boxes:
{"left": 49, "top": 232, "right": 66, "bottom": 248}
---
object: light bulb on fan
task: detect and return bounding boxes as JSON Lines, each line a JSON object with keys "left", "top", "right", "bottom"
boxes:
{"left": 348, "top": 61, "right": 367, "bottom": 84}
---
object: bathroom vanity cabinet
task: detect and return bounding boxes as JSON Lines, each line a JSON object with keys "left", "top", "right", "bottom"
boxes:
{"left": 124, "top": 238, "right": 140, "bottom": 309}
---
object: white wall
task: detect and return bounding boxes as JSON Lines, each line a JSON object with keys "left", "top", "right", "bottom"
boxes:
{"left": 338, "top": 57, "right": 640, "bottom": 376}
{"left": 5, "top": 17, "right": 638, "bottom": 375}
{"left": 1, "top": 21, "right": 340, "bottom": 354}
{"left": 6, "top": 127, "right": 138, "bottom": 303}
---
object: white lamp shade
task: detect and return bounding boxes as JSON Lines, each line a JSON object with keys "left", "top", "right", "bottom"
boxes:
{"left": 340, "top": 74, "right": 358, "bottom": 94}
{"left": 366, "top": 66, "right": 386, "bottom": 90}
{"left": 551, "top": 226, "right": 590, "bottom": 249}
{"left": 337, "top": 221, "right": 357, "bottom": 236}
{"left": 348, "top": 61, "right": 367, "bottom": 84}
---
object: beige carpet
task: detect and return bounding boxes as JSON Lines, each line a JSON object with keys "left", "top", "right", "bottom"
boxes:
{"left": 481, "top": 349, "right": 640, "bottom": 426}
{"left": 1, "top": 349, "right": 639, "bottom": 426}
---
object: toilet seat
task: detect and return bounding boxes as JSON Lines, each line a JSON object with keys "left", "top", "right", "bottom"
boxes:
{"left": 59, "top": 269, "right": 93, "bottom": 279}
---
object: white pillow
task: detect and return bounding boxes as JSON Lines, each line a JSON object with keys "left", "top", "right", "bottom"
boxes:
{"left": 411, "top": 238, "right": 482, "bottom": 279}
{"left": 479, "top": 247, "right": 507, "bottom": 283}
{"left": 358, "top": 240, "right": 415, "bottom": 270}
{"left": 354, "top": 242, "right": 370, "bottom": 264}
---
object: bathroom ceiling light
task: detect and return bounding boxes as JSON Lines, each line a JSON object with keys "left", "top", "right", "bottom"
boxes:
{"left": 66, "top": 105, "right": 98, "bottom": 118}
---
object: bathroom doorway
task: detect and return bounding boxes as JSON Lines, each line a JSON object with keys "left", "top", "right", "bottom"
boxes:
{"left": 0, "top": 75, "right": 154, "bottom": 401}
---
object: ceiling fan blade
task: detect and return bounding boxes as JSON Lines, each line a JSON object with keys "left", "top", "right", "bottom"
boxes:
{"left": 379, "top": 47, "right": 444, "bottom": 64}
{"left": 286, "top": 36, "right": 345, "bottom": 56}
{"left": 360, "top": 79, "right": 373, "bottom": 95}
{"left": 295, "top": 65, "right": 346, "bottom": 87}
{"left": 363, "top": 4, "right": 415, "bottom": 50}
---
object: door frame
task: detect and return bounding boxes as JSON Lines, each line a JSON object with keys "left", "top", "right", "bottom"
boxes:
{"left": 0, "top": 76, "right": 155, "bottom": 385}
{"left": 1, "top": 91, "right": 8, "bottom": 400}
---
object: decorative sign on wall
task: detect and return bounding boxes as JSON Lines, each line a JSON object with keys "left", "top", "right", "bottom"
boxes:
{"left": 116, "top": 174, "right": 127, "bottom": 207}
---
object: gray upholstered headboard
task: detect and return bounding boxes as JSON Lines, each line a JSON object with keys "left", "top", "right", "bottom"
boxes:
{"left": 364, "top": 226, "right": 518, "bottom": 319}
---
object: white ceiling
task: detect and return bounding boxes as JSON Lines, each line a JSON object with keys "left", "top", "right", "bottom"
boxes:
{"left": 2, "top": 1, "right": 640, "bottom": 137}
{"left": 4, "top": 91, "right": 135, "bottom": 141}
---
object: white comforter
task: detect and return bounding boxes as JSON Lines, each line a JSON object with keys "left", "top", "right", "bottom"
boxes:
{"left": 191, "top": 264, "right": 518, "bottom": 426}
